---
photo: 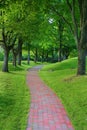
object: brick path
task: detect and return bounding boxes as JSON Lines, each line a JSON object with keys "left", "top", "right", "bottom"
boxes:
{"left": 26, "top": 67, "right": 74, "bottom": 130}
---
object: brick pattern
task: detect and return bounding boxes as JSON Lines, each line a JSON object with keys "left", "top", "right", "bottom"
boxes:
{"left": 26, "top": 70, "right": 74, "bottom": 130}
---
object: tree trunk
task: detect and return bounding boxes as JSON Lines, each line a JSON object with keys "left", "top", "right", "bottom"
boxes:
{"left": 27, "top": 46, "right": 30, "bottom": 65}
{"left": 18, "top": 50, "right": 22, "bottom": 65}
{"left": 18, "top": 38, "right": 23, "bottom": 65}
{"left": 58, "top": 19, "right": 63, "bottom": 62}
{"left": 12, "top": 48, "right": 18, "bottom": 67}
{"left": 2, "top": 49, "right": 9, "bottom": 72}
{"left": 77, "top": 0, "right": 87, "bottom": 75}
{"left": 34, "top": 48, "right": 38, "bottom": 63}
{"left": 58, "top": 28, "right": 62, "bottom": 62}
{"left": 51, "top": 49, "right": 53, "bottom": 61}
{"left": 77, "top": 48, "right": 86, "bottom": 75}
{"left": 41, "top": 48, "right": 44, "bottom": 63}
{"left": 58, "top": 47, "right": 62, "bottom": 62}
{"left": 13, "top": 54, "right": 17, "bottom": 67}
{"left": 46, "top": 51, "right": 48, "bottom": 62}
{"left": 64, "top": 51, "right": 69, "bottom": 59}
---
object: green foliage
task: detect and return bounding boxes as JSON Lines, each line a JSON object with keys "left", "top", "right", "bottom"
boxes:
{"left": 0, "top": 0, "right": 78, "bottom": 65}
{"left": 39, "top": 58, "right": 87, "bottom": 130}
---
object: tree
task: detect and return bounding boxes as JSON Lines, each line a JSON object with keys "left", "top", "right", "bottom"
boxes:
{"left": 0, "top": 10, "right": 17, "bottom": 72}
{"left": 44, "top": 0, "right": 75, "bottom": 62}
{"left": 45, "top": 0, "right": 87, "bottom": 75}
{"left": 12, "top": 39, "right": 18, "bottom": 67}
{"left": 0, "top": 1, "right": 22, "bottom": 71}
{"left": 66, "top": 0, "right": 87, "bottom": 75}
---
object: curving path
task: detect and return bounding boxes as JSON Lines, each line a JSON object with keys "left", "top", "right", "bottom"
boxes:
{"left": 26, "top": 66, "right": 74, "bottom": 130}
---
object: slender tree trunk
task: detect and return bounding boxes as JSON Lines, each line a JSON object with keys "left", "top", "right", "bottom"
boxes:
{"left": 27, "top": 46, "right": 30, "bottom": 65}
{"left": 58, "top": 44, "right": 62, "bottom": 62}
{"left": 46, "top": 51, "right": 48, "bottom": 62}
{"left": 18, "top": 50, "right": 22, "bottom": 65}
{"left": 58, "top": 19, "right": 63, "bottom": 62}
{"left": 12, "top": 48, "right": 18, "bottom": 67}
{"left": 65, "top": 55, "right": 69, "bottom": 59}
{"left": 58, "top": 29, "right": 62, "bottom": 62}
{"left": 2, "top": 49, "right": 9, "bottom": 72}
{"left": 34, "top": 48, "right": 38, "bottom": 63}
{"left": 41, "top": 48, "right": 44, "bottom": 63}
{"left": 51, "top": 49, "right": 54, "bottom": 62}
{"left": 18, "top": 38, "right": 23, "bottom": 65}
{"left": 13, "top": 54, "right": 17, "bottom": 67}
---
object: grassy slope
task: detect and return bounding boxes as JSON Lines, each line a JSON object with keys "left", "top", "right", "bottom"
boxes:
{"left": 39, "top": 58, "right": 87, "bottom": 130}
{"left": 0, "top": 62, "right": 30, "bottom": 130}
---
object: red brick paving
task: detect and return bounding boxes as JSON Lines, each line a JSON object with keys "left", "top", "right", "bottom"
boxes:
{"left": 26, "top": 68, "right": 74, "bottom": 130}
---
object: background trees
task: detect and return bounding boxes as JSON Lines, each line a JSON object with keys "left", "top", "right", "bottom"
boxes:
{"left": 0, "top": 0, "right": 86, "bottom": 75}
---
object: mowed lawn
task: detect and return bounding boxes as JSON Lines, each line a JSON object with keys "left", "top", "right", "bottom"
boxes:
{"left": 39, "top": 58, "right": 87, "bottom": 130}
{"left": 0, "top": 62, "right": 30, "bottom": 130}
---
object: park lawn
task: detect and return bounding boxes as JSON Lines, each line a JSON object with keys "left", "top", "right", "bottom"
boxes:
{"left": 39, "top": 58, "right": 87, "bottom": 130}
{"left": 0, "top": 62, "right": 30, "bottom": 130}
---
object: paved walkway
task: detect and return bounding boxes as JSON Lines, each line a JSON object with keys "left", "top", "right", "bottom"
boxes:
{"left": 26, "top": 66, "right": 74, "bottom": 130}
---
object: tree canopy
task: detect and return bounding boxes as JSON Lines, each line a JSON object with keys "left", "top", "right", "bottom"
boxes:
{"left": 0, "top": 0, "right": 87, "bottom": 75}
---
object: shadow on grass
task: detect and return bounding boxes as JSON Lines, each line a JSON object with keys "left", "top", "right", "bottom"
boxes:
{"left": 0, "top": 95, "right": 15, "bottom": 119}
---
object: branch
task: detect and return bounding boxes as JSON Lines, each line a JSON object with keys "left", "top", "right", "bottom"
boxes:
{"left": 6, "top": 31, "right": 13, "bottom": 44}
{"left": 78, "top": 0, "right": 83, "bottom": 28}
{"left": 51, "top": 7, "right": 74, "bottom": 34}
{"left": 9, "top": 36, "right": 17, "bottom": 50}
{"left": 66, "top": 0, "right": 72, "bottom": 12}
{"left": 78, "top": 0, "right": 82, "bottom": 16}
{"left": 72, "top": 0, "right": 79, "bottom": 43}
{"left": 66, "top": 0, "right": 79, "bottom": 44}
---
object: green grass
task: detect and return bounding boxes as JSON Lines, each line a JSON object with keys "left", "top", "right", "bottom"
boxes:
{"left": 0, "top": 62, "right": 30, "bottom": 130}
{"left": 42, "top": 57, "right": 78, "bottom": 71}
{"left": 39, "top": 58, "right": 87, "bottom": 130}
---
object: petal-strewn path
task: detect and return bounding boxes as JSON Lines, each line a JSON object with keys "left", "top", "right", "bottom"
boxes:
{"left": 26, "top": 66, "right": 74, "bottom": 130}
